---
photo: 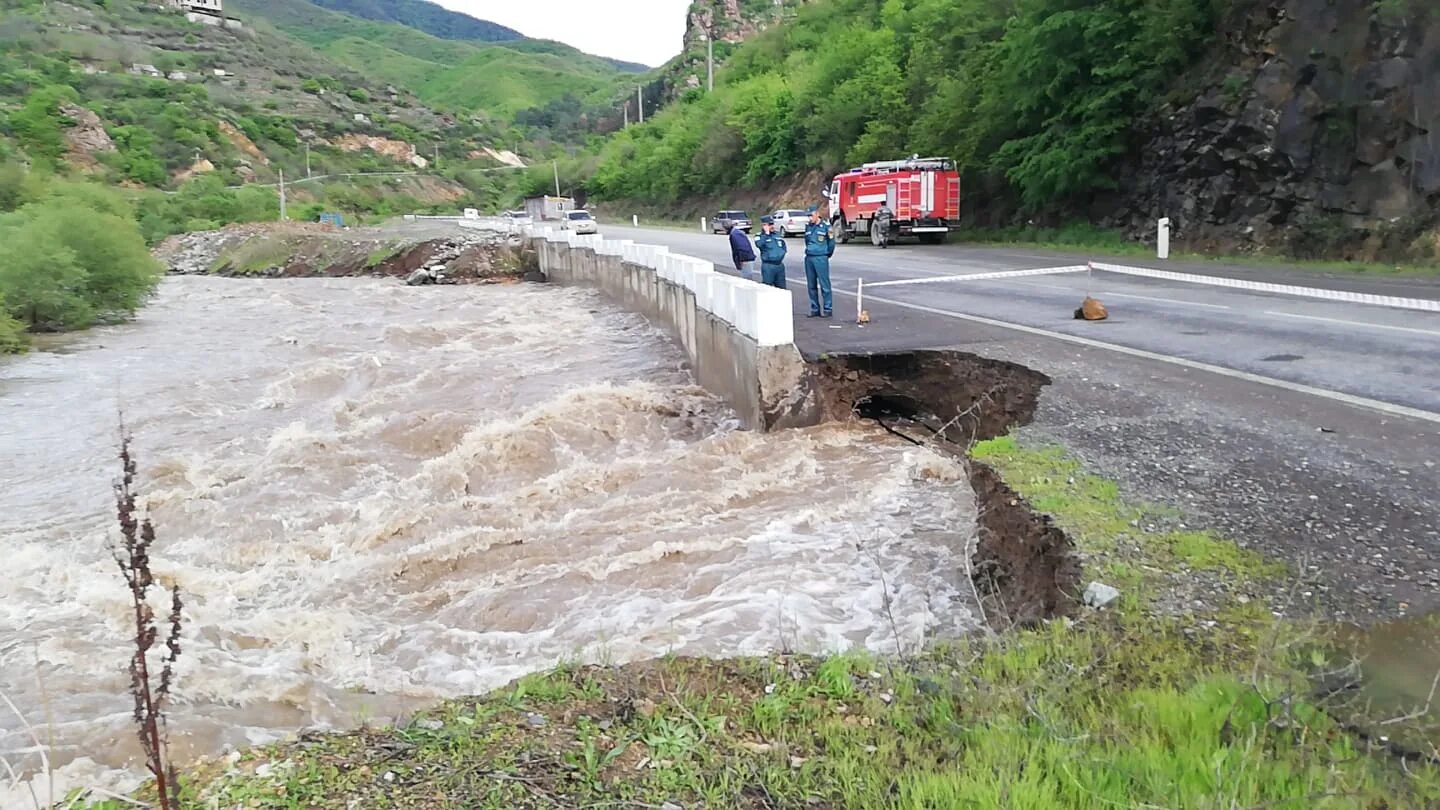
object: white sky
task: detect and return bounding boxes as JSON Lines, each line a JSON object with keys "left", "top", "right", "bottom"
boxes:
{"left": 431, "top": 0, "right": 692, "bottom": 67}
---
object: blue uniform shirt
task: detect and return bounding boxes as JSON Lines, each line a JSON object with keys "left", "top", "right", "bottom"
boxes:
{"left": 755, "top": 231, "right": 787, "bottom": 264}
{"left": 804, "top": 221, "right": 833, "bottom": 257}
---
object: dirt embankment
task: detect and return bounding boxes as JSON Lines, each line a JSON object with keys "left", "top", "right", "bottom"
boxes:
{"left": 154, "top": 222, "right": 526, "bottom": 283}
{"left": 809, "top": 350, "right": 1082, "bottom": 629}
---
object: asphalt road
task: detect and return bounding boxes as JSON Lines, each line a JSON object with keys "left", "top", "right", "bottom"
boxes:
{"left": 602, "top": 224, "right": 1440, "bottom": 621}
{"left": 605, "top": 225, "right": 1440, "bottom": 415}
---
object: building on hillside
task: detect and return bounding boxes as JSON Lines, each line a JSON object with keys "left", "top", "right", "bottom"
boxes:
{"left": 161, "top": 0, "right": 243, "bottom": 28}
{"left": 169, "top": 0, "right": 221, "bottom": 17}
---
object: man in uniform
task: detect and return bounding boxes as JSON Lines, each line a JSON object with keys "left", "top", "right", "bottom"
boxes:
{"left": 803, "top": 207, "right": 835, "bottom": 317}
{"left": 874, "top": 202, "right": 893, "bottom": 248}
{"left": 755, "top": 215, "right": 788, "bottom": 289}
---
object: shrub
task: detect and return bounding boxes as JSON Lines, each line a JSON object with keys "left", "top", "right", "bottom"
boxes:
{"left": 0, "top": 173, "right": 160, "bottom": 332}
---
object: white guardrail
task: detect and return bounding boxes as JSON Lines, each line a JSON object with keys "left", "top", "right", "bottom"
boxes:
{"left": 521, "top": 224, "right": 796, "bottom": 348}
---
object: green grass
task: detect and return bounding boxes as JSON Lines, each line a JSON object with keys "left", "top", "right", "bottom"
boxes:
{"left": 81, "top": 437, "right": 1440, "bottom": 808}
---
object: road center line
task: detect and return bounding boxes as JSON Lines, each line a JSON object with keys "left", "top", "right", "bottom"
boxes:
{"left": 1263, "top": 310, "right": 1440, "bottom": 338}
{"left": 1099, "top": 291, "right": 1231, "bottom": 310}
{"left": 788, "top": 279, "right": 1440, "bottom": 425}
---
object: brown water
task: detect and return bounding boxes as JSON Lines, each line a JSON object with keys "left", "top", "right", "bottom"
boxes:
{"left": 0, "top": 277, "right": 979, "bottom": 803}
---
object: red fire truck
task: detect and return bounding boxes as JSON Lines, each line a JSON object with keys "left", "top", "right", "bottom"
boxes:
{"left": 825, "top": 156, "right": 961, "bottom": 245}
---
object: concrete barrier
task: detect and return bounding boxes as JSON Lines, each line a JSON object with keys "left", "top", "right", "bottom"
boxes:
{"left": 528, "top": 225, "right": 818, "bottom": 430}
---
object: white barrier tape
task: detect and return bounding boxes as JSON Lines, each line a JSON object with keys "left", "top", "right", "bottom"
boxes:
{"left": 864, "top": 265, "right": 1090, "bottom": 288}
{"left": 1091, "top": 262, "right": 1440, "bottom": 313}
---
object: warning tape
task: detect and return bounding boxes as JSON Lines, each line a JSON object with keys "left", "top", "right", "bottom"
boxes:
{"left": 863, "top": 265, "right": 1090, "bottom": 288}
{"left": 1090, "top": 262, "right": 1440, "bottom": 313}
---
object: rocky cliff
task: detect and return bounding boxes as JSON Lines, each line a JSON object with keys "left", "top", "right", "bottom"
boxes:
{"left": 1112, "top": 0, "right": 1439, "bottom": 261}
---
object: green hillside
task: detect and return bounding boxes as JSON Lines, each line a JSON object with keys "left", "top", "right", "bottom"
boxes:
{"left": 227, "top": 0, "right": 641, "bottom": 120}
{"left": 308, "top": 0, "right": 522, "bottom": 42}
{"left": 589, "top": 0, "right": 1220, "bottom": 209}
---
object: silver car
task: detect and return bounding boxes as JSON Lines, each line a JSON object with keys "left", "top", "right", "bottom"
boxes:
{"left": 562, "top": 209, "right": 598, "bottom": 235}
{"left": 769, "top": 209, "right": 810, "bottom": 237}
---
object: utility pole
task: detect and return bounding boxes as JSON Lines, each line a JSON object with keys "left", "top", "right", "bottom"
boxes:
{"left": 553, "top": 160, "right": 561, "bottom": 197}
{"left": 637, "top": 85, "right": 644, "bottom": 123}
{"left": 623, "top": 100, "right": 629, "bottom": 128}
{"left": 278, "top": 167, "right": 287, "bottom": 220}
{"left": 433, "top": 143, "right": 439, "bottom": 170}
{"left": 304, "top": 143, "right": 311, "bottom": 178}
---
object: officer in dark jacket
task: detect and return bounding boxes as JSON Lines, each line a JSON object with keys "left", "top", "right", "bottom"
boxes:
{"left": 755, "top": 216, "right": 788, "bottom": 289}
{"left": 803, "top": 208, "right": 835, "bottom": 317}
{"left": 727, "top": 223, "right": 756, "bottom": 281}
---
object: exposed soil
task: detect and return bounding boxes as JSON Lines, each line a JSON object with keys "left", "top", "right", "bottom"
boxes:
{"left": 155, "top": 222, "right": 526, "bottom": 283}
{"left": 807, "top": 349, "right": 1081, "bottom": 629}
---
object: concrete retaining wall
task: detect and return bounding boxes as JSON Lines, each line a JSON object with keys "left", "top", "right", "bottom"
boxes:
{"left": 528, "top": 227, "right": 820, "bottom": 431}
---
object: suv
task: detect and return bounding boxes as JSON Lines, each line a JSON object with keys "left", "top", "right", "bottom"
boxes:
{"left": 769, "top": 209, "right": 811, "bottom": 237}
{"left": 562, "top": 209, "right": 598, "bottom": 235}
{"left": 712, "top": 210, "right": 752, "bottom": 233}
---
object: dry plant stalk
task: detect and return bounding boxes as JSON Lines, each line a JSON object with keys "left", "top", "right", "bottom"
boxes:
{"left": 112, "top": 431, "right": 183, "bottom": 810}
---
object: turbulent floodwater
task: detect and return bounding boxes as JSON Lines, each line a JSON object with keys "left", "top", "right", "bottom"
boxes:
{"left": 0, "top": 276, "right": 978, "bottom": 802}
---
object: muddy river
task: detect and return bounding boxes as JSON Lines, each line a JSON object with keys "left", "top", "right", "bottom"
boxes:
{"left": 0, "top": 276, "right": 980, "bottom": 802}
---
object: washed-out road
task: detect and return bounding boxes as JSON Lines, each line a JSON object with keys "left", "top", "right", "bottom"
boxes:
{"left": 601, "top": 223, "right": 1440, "bottom": 621}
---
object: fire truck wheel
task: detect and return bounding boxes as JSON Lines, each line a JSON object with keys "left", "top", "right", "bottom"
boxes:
{"left": 869, "top": 219, "right": 884, "bottom": 247}
{"left": 832, "top": 217, "right": 851, "bottom": 244}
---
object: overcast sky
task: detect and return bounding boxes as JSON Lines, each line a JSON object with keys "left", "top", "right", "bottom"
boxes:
{"left": 431, "top": 0, "right": 691, "bottom": 67}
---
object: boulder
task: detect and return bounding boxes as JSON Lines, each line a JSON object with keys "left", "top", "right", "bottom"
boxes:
{"left": 1083, "top": 582, "right": 1120, "bottom": 609}
{"left": 404, "top": 268, "right": 434, "bottom": 286}
{"left": 1074, "top": 297, "right": 1108, "bottom": 321}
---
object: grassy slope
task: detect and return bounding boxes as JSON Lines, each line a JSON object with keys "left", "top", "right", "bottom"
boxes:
{"left": 89, "top": 437, "right": 1440, "bottom": 808}
{"left": 227, "top": 0, "right": 632, "bottom": 115}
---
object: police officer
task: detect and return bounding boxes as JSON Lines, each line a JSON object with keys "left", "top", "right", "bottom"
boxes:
{"left": 755, "top": 216, "right": 788, "bottom": 289}
{"left": 803, "top": 207, "right": 835, "bottom": 317}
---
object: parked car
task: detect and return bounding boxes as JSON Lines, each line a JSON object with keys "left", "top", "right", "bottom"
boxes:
{"left": 502, "top": 209, "right": 533, "bottom": 225}
{"left": 562, "top": 209, "right": 598, "bottom": 235}
{"left": 712, "top": 210, "right": 752, "bottom": 233}
{"left": 768, "top": 209, "right": 811, "bottom": 237}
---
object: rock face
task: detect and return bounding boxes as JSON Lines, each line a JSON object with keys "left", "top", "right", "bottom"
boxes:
{"left": 333, "top": 134, "right": 429, "bottom": 169}
{"left": 218, "top": 120, "right": 270, "bottom": 166}
{"left": 1113, "top": 0, "right": 1440, "bottom": 259}
{"left": 60, "top": 103, "right": 115, "bottom": 162}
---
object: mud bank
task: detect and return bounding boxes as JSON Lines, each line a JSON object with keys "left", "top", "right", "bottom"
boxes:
{"left": 809, "top": 349, "right": 1082, "bottom": 628}
{"left": 155, "top": 224, "right": 525, "bottom": 282}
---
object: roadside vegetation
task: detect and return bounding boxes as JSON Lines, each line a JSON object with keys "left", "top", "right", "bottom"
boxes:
{"left": 0, "top": 164, "right": 161, "bottom": 350}
{"left": 78, "top": 436, "right": 1440, "bottom": 808}
{"left": 589, "top": 0, "right": 1220, "bottom": 210}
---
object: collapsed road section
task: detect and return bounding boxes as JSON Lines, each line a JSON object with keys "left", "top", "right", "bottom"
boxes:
{"left": 523, "top": 225, "right": 1082, "bottom": 628}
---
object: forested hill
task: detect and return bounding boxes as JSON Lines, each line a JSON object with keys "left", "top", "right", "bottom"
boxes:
{"left": 591, "top": 0, "right": 1440, "bottom": 264}
{"left": 308, "top": 0, "right": 523, "bottom": 42}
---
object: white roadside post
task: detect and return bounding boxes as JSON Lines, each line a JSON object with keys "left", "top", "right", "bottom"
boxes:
{"left": 633, "top": 214, "right": 639, "bottom": 227}
{"left": 856, "top": 277, "right": 864, "bottom": 324}
{"left": 1157, "top": 217, "right": 1171, "bottom": 260}
{"left": 700, "top": 217, "right": 707, "bottom": 233}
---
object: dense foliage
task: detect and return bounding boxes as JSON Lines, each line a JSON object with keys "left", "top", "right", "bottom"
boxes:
{"left": 0, "top": 165, "right": 161, "bottom": 348}
{"left": 591, "top": 0, "right": 1223, "bottom": 210}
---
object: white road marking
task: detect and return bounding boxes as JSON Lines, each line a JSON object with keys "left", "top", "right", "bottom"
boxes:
{"left": 1099, "top": 291, "right": 1231, "bottom": 310}
{"left": 1263, "top": 310, "right": 1440, "bottom": 338}
{"left": 789, "top": 279, "right": 1440, "bottom": 425}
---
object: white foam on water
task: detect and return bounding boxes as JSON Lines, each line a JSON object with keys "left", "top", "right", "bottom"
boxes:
{"left": 0, "top": 275, "right": 980, "bottom": 802}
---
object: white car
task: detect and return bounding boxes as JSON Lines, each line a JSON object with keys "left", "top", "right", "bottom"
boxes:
{"left": 562, "top": 209, "right": 598, "bottom": 235}
{"left": 502, "top": 210, "right": 533, "bottom": 225}
{"left": 769, "top": 209, "right": 811, "bottom": 237}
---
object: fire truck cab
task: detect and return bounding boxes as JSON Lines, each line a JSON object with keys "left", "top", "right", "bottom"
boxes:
{"left": 826, "top": 156, "right": 960, "bottom": 246}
